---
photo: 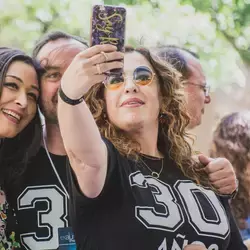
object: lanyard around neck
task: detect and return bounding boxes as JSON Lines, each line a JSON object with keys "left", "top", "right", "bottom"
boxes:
{"left": 42, "top": 134, "right": 70, "bottom": 199}
{"left": 39, "top": 106, "right": 69, "bottom": 200}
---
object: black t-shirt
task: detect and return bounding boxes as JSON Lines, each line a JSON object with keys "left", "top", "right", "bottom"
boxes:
{"left": 68, "top": 139, "right": 246, "bottom": 250}
{"left": 6, "top": 147, "right": 69, "bottom": 250}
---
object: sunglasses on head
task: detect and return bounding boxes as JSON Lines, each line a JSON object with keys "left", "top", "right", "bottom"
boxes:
{"left": 104, "top": 66, "right": 155, "bottom": 90}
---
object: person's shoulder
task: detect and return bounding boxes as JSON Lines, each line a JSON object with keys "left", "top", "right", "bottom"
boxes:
{"left": 26, "top": 146, "right": 47, "bottom": 165}
{"left": 102, "top": 137, "right": 113, "bottom": 147}
{"left": 215, "top": 194, "right": 232, "bottom": 215}
{"left": 31, "top": 146, "right": 46, "bottom": 157}
{"left": 101, "top": 137, "right": 120, "bottom": 156}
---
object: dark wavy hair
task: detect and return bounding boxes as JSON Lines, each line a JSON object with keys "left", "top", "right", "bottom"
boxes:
{"left": 210, "top": 111, "right": 250, "bottom": 229}
{"left": 85, "top": 46, "right": 210, "bottom": 187}
{"left": 0, "top": 47, "right": 43, "bottom": 187}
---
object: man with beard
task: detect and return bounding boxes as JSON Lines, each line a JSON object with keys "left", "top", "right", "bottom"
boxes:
{"left": 154, "top": 45, "right": 211, "bottom": 129}
{"left": 6, "top": 31, "right": 237, "bottom": 250}
{"left": 6, "top": 31, "right": 88, "bottom": 250}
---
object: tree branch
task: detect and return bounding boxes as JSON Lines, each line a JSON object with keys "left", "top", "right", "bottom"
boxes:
{"left": 210, "top": 6, "right": 250, "bottom": 65}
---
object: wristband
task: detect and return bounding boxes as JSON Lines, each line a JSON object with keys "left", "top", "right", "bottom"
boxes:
{"left": 59, "top": 86, "right": 84, "bottom": 106}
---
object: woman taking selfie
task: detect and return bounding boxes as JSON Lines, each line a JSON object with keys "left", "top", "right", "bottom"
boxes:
{"left": 0, "top": 47, "right": 42, "bottom": 249}
{"left": 58, "top": 44, "right": 245, "bottom": 250}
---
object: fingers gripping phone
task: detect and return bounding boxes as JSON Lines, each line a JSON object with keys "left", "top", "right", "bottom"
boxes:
{"left": 90, "top": 5, "right": 126, "bottom": 75}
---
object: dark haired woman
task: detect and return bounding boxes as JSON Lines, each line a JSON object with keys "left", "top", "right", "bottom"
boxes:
{"left": 0, "top": 47, "right": 42, "bottom": 249}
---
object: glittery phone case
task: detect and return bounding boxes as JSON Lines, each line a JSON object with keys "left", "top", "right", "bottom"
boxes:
{"left": 90, "top": 5, "right": 126, "bottom": 74}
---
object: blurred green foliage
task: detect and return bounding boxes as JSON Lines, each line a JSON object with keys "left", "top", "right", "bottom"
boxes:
{"left": 181, "top": 0, "right": 250, "bottom": 64}
{"left": 0, "top": 0, "right": 248, "bottom": 88}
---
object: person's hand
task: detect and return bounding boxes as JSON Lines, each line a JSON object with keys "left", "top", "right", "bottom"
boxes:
{"left": 184, "top": 244, "right": 207, "bottom": 250}
{"left": 60, "top": 44, "right": 124, "bottom": 99}
{"left": 198, "top": 155, "right": 237, "bottom": 195}
{"left": 244, "top": 239, "right": 250, "bottom": 250}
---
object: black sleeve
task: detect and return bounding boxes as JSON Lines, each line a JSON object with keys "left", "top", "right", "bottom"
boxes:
{"left": 66, "top": 138, "right": 124, "bottom": 248}
{"left": 67, "top": 137, "right": 120, "bottom": 205}
{"left": 220, "top": 198, "right": 247, "bottom": 250}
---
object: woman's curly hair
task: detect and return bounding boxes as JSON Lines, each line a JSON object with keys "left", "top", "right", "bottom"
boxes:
{"left": 210, "top": 111, "right": 250, "bottom": 229}
{"left": 85, "top": 46, "right": 209, "bottom": 187}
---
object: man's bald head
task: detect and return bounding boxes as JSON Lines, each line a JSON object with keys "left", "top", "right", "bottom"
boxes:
{"left": 155, "top": 45, "right": 199, "bottom": 81}
{"left": 155, "top": 45, "right": 211, "bottom": 129}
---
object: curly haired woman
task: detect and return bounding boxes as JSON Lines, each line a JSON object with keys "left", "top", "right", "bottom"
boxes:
{"left": 57, "top": 44, "right": 246, "bottom": 250}
{"left": 210, "top": 111, "right": 250, "bottom": 243}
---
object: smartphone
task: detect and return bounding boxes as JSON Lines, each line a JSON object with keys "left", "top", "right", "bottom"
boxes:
{"left": 90, "top": 4, "right": 126, "bottom": 74}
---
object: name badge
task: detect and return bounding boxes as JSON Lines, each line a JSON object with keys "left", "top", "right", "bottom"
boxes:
{"left": 58, "top": 227, "right": 76, "bottom": 250}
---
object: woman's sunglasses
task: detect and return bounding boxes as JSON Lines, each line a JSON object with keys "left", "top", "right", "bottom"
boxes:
{"left": 104, "top": 66, "right": 155, "bottom": 90}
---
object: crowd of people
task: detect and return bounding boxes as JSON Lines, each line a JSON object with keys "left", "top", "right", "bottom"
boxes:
{"left": 0, "top": 12, "right": 249, "bottom": 250}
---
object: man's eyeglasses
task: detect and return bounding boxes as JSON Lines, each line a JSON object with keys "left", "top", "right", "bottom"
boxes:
{"left": 186, "top": 82, "right": 210, "bottom": 97}
{"left": 104, "top": 66, "right": 155, "bottom": 90}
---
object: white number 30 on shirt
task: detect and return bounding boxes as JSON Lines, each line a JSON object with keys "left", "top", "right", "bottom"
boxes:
{"left": 130, "top": 172, "right": 230, "bottom": 239}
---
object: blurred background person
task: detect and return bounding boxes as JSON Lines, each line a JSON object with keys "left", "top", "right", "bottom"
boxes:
{"left": 210, "top": 111, "right": 250, "bottom": 245}
{"left": 154, "top": 45, "right": 211, "bottom": 130}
